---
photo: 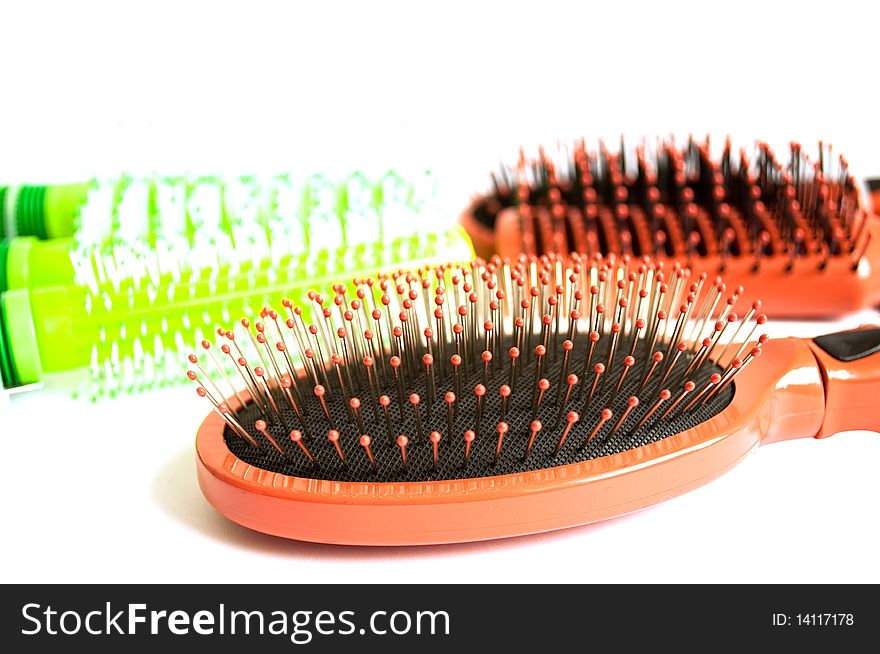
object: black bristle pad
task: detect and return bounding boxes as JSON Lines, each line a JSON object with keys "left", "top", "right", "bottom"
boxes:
{"left": 224, "top": 334, "right": 734, "bottom": 482}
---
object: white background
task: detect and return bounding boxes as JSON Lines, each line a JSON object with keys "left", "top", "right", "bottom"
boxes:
{"left": 1, "top": 0, "right": 879, "bottom": 583}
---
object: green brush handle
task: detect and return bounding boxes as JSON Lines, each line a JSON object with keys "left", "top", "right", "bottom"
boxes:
{"left": 0, "top": 237, "right": 77, "bottom": 293}
{"left": 0, "top": 184, "right": 90, "bottom": 240}
{"left": 0, "top": 227, "right": 473, "bottom": 397}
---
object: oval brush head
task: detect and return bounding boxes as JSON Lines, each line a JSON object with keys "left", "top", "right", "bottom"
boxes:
{"left": 460, "top": 138, "right": 880, "bottom": 317}
{"left": 191, "top": 253, "right": 778, "bottom": 544}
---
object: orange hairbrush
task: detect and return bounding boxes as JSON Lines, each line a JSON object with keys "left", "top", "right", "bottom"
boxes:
{"left": 459, "top": 138, "right": 880, "bottom": 318}
{"left": 189, "top": 253, "right": 879, "bottom": 545}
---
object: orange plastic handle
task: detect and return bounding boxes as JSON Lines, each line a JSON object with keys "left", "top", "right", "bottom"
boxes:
{"left": 870, "top": 187, "right": 880, "bottom": 216}
{"left": 808, "top": 326, "right": 880, "bottom": 438}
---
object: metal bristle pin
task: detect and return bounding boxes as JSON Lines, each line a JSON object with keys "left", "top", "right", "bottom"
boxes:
{"left": 187, "top": 254, "right": 766, "bottom": 482}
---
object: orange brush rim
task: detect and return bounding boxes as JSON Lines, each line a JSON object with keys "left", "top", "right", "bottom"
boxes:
{"left": 195, "top": 338, "right": 826, "bottom": 545}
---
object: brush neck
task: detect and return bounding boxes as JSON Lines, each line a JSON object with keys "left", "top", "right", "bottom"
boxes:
{"left": 808, "top": 326, "right": 880, "bottom": 438}
{"left": 756, "top": 338, "right": 826, "bottom": 445}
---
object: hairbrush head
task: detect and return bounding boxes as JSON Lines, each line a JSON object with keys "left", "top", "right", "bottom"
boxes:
{"left": 193, "top": 253, "right": 880, "bottom": 545}
{"left": 460, "top": 138, "right": 880, "bottom": 317}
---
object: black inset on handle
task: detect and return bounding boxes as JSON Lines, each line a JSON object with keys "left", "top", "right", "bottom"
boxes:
{"left": 813, "top": 327, "right": 880, "bottom": 362}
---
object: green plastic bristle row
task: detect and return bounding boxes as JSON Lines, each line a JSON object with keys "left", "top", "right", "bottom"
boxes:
{"left": 2, "top": 171, "right": 439, "bottom": 294}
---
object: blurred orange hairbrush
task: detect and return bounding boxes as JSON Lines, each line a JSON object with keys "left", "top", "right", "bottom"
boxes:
{"left": 460, "top": 138, "right": 880, "bottom": 317}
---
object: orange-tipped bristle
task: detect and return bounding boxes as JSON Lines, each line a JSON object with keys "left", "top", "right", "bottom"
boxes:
{"left": 187, "top": 253, "right": 767, "bottom": 481}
